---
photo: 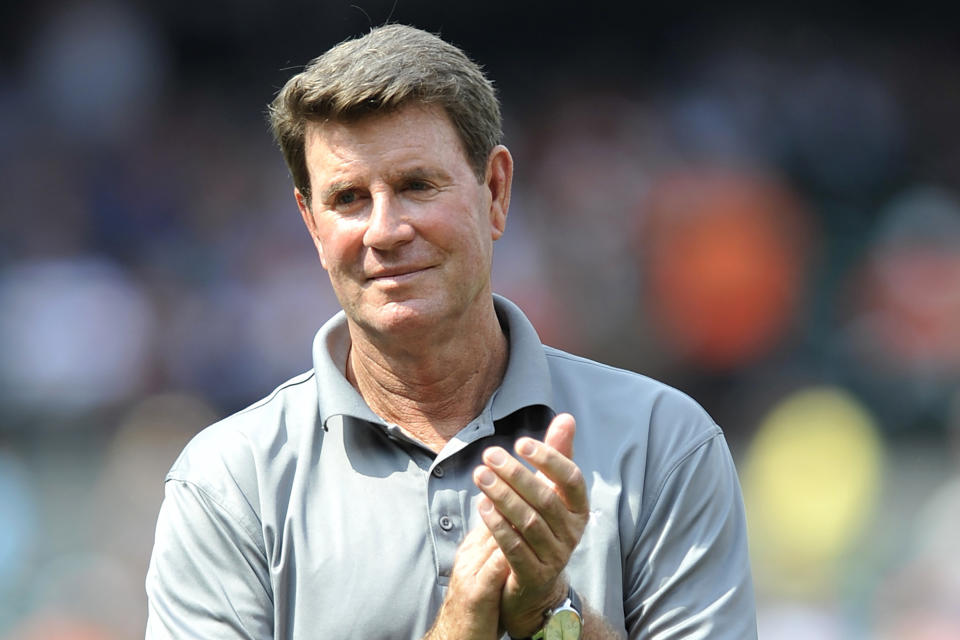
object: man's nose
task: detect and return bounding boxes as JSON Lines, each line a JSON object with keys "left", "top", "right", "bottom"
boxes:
{"left": 363, "top": 191, "right": 415, "bottom": 250}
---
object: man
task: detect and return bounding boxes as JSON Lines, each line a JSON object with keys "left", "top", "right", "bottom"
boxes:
{"left": 145, "top": 24, "right": 757, "bottom": 639}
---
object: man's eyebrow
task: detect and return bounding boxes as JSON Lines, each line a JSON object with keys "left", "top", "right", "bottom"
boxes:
{"left": 393, "top": 166, "right": 452, "bottom": 183}
{"left": 319, "top": 181, "right": 356, "bottom": 203}
{"left": 398, "top": 167, "right": 433, "bottom": 178}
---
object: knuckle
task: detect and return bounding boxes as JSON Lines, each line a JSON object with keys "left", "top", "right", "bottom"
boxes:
{"left": 503, "top": 461, "right": 527, "bottom": 485}
{"left": 505, "top": 535, "right": 526, "bottom": 556}
{"left": 480, "top": 507, "right": 501, "bottom": 528}
{"left": 488, "top": 506, "right": 510, "bottom": 528}
{"left": 492, "top": 491, "right": 518, "bottom": 515}
{"left": 565, "top": 465, "right": 584, "bottom": 489}
{"left": 537, "top": 484, "right": 560, "bottom": 507}
{"left": 537, "top": 488, "right": 567, "bottom": 522}
{"left": 519, "top": 511, "right": 541, "bottom": 536}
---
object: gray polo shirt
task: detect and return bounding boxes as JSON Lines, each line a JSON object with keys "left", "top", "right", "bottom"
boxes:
{"left": 145, "top": 295, "right": 757, "bottom": 639}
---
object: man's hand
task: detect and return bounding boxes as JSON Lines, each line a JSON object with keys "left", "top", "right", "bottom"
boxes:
{"left": 473, "top": 413, "right": 590, "bottom": 638}
{"left": 424, "top": 524, "right": 510, "bottom": 640}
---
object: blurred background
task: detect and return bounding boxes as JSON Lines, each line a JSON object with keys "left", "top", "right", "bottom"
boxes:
{"left": 1, "top": 1, "right": 959, "bottom": 638}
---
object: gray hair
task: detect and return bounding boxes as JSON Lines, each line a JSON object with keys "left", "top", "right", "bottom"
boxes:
{"left": 268, "top": 24, "right": 502, "bottom": 204}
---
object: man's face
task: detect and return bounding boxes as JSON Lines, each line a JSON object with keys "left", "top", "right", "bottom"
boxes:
{"left": 297, "top": 103, "right": 511, "bottom": 342}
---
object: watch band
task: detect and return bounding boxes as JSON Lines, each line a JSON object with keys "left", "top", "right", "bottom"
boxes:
{"left": 524, "top": 585, "right": 584, "bottom": 640}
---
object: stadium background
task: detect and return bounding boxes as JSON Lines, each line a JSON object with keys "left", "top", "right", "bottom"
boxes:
{"left": 1, "top": 1, "right": 959, "bottom": 637}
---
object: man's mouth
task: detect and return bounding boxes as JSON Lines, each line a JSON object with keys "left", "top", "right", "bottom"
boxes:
{"left": 366, "top": 265, "right": 432, "bottom": 282}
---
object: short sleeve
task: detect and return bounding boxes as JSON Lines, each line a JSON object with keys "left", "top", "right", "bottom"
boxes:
{"left": 145, "top": 478, "right": 274, "bottom": 639}
{"left": 623, "top": 433, "right": 757, "bottom": 639}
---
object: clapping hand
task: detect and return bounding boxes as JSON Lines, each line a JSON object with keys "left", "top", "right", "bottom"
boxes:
{"left": 472, "top": 413, "right": 590, "bottom": 638}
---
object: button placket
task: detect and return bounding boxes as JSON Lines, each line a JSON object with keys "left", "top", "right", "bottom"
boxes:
{"left": 427, "top": 453, "right": 466, "bottom": 580}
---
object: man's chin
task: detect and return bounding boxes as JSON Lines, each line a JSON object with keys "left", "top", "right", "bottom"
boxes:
{"left": 343, "top": 287, "right": 487, "bottom": 343}
{"left": 355, "top": 298, "right": 448, "bottom": 337}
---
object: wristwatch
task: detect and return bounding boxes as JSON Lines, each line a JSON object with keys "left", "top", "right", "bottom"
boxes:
{"left": 526, "top": 586, "right": 583, "bottom": 640}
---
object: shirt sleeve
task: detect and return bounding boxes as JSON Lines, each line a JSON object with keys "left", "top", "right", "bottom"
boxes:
{"left": 622, "top": 432, "right": 757, "bottom": 639}
{"left": 145, "top": 478, "right": 274, "bottom": 639}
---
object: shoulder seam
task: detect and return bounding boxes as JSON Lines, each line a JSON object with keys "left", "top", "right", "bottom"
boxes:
{"left": 543, "top": 347, "right": 648, "bottom": 378}
{"left": 637, "top": 425, "right": 723, "bottom": 533}
{"left": 164, "top": 476, "right": 267, "bottom": 557}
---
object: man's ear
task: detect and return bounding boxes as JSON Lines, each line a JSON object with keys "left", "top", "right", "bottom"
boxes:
{"left": 484, "top": 145, "right": 513, "bottom": 241}
{"left": 296, "top": 188, "right": 327, "bottom": 269}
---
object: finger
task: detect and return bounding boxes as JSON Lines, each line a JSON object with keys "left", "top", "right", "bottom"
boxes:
{"left": 448, "top": 524, "right": 509, "bottom": 611}
{"left": 474, "top": 463, "right": 566, "bottom": 557}
{"left": 514, "top": 436, "right": 589, "bottom": 515}
{"left": 482, "top": 547, "right": 509, "bottom": 581}
{"left": 476, "top": 492, "right": 547, "bottom": 577}
{"left": 478, "top": 447, "right": 582, "bottom": 540}
{"left": 475, "top": 542, "right": 510, "bottom": 587}
{"left": 543, "top": 412, "right": 576, "bottom": 459}
{"left": 461, "top": 521, "right": 496, "bottom": 551}
{"left": 453, "top": 524, "right": 506, "bottom": 587}
{"left": 454, "top": 524, "right": 497, "bottom": 570}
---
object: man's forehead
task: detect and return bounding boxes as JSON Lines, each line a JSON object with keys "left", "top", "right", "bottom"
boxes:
{"left": 301, "top": 103, "right": 471, "bottom": 176}
{"left": 303, "top": 102, "right": 454, "bottom": 141}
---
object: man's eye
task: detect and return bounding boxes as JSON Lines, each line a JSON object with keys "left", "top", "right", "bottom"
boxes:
{"left": 335, "top": 191, "right": 358, "bottom": 205}
{"left": 406, "top": 180, "right": 430, "bottom": 191}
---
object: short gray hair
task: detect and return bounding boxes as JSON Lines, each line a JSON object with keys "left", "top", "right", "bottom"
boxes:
{"left": 268, "top": 24, "right": 502, "bottom": 204}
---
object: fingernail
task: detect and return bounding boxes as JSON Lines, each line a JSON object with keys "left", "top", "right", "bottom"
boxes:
{"left": 478, "top": 496, "right": 493, "bottom": 514}
{"left": 486, "top": 448, "right": 506, "bottom": 467}
{"left": 477, "top": 468, "right": 496, "bottom": 487}
{"left": 517, "top": 439, "right": 536, "bottom": 457}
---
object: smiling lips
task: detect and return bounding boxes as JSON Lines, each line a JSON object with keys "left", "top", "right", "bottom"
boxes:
{"left": 366, "top": 265, "right": 433, "bottom": 282}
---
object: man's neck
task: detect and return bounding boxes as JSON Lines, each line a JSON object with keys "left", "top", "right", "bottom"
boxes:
{"left": 344, "top": 302, "right": 508, "bottom": 452}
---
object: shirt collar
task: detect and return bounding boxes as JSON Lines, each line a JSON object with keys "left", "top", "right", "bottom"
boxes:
{"left": 311, "top": 294, "right": 555, "bottom": 429}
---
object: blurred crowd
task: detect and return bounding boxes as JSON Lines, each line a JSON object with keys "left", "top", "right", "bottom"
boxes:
{"left": 1, "top": 2, "right": 959, "bottom": 638}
